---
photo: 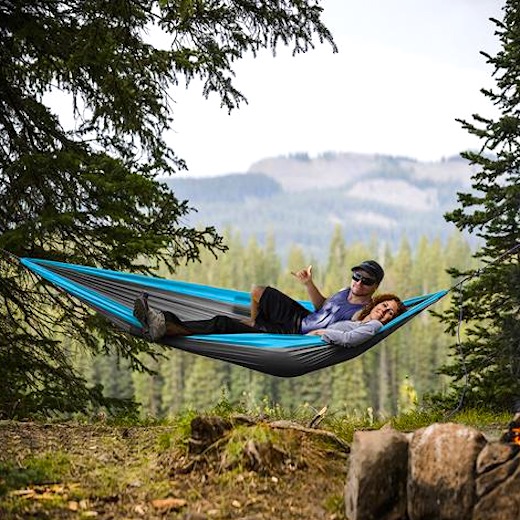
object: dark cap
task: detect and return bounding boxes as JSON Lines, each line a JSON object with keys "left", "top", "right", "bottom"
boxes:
{"left": 351, "top": 260, "right": 384, "bottom": 284}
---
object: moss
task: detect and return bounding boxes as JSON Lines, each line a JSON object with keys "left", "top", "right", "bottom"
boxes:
{"left": 0, "top": 451, "right": 71, "bottom": 496}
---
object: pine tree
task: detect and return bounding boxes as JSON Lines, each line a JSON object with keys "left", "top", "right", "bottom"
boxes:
{"left": 438, "top": 2, "right": 520, "bottom": 411}
{"left": 259, "top": 232, "right": 282, "bottom": 288}
{"left": 0, "top": 0, "right": 335, "bottom": 417}
{"left": 160, "top": 350, "right": 189, "bottom": 415}
{"left": 408, "top": 238, "right": 448, "bottom": 398}
{"left": 184, "top": 357, "right": 228, "bottom": 411}
{"left": 331, "top": 357, "right": 369, "bottom": 414}
{"left": 323, "top": 225, "right": 347, "bottom": 294}
{"left": 374, "top": 239, "right": 414, "bottom": 414}
{"left": 282, "top": 245, "right": 311, "bottom": 298}
{"left": 132, "top": 357, "right": 164, "bottom": 418}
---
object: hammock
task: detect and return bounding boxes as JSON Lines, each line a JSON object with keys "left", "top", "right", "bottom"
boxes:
{"left": 20, "top": 258, "right": 448, "bottom": 377}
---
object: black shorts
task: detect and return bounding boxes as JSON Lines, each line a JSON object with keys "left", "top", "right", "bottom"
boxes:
{"left": 254, "top": 287, "right": 311, "bottom": 334}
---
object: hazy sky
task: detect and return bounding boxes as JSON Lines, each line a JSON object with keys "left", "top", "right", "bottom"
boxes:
{"left": 168, "top": 0, "right": 504, "bottom": 177}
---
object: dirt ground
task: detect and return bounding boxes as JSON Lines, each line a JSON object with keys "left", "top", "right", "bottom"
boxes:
{"left": 0, "top": 417, "right": 350, "bottom": 519}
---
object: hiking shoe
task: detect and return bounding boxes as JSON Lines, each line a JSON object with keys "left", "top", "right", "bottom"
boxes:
{"left": 133, "top": 293, "right": 150, "bottom": 329}
{"left": 133, "top": 293, "right": 166, "bottom": 341}
{"left": 147, "top": 308, "right": 166, "bottom": 341}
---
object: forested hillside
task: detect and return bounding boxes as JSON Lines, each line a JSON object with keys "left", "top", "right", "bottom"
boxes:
{"left": 75, "top": 231, "right": 475, "bottom": 419}
{"left": 163, "top": 152, "right": 477, "bottom": 260}
{"left": 81, "top": 153, "right": 478, "bottom": 418}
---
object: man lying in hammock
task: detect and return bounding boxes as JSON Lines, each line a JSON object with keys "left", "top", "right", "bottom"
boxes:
{"left": 250, "top": 259, "right": 385, "bottom": 334}
{"left": 133, "top": 292, "right": 406, "bottom": 348}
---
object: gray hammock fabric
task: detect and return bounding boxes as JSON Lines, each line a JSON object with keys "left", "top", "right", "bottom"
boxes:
{"left": 20, "top": 257, "right": 448, "bottom": 377}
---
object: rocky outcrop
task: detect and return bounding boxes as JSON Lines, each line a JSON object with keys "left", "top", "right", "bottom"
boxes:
{"left": 344, "top": 422, "right": 520, "bottom": 520}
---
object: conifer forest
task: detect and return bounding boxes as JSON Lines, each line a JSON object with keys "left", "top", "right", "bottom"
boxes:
{"left": 74, "top": 229, "right": 475, "bottom": 419}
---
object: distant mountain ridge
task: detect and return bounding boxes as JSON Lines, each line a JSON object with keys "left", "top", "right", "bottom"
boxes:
{"left": 248, "top": 151, "right": 475, "bottom": 190}
{"left": 162, "top": 152, "right": 477, "bottom": 259}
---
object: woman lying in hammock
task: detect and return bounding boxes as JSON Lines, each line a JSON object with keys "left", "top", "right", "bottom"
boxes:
{"left": 133, "top": 293, "right": 406, "bottom": 348}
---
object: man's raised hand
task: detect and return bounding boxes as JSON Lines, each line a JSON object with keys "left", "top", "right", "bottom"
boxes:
{"left": 291, "top": 265, "right": 313, "bottom": 285}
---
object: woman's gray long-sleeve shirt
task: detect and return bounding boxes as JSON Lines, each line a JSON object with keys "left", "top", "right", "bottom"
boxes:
{"left": 319, "top": 320, "right": 382, "bottom": 348}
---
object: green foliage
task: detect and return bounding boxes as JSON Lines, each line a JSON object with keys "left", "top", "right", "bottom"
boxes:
{"left": 325, "top": 413, "right": 387, "bottom": 444}
{"left": 0, "top": 452, "right": 71, "bottom": 496}
{"left": 389, "top": 409, "right": 445, "bottom": 431}
{"left": 222, "top": 424, "right": 278, "bottom": 469}
{"left": 154, "top": 415, "right": 202, "bottom": 451}
{"left": 0, "top": 1, "right": 335, "bottom": 417}
{"left": 323, "top": 494, "right": 346, "bottom": 518}
{"left": 437, "top": 2, "right": 520, "bottom": 411}
{"left": 446, "top": 408, "right": 513, "bottom": 430}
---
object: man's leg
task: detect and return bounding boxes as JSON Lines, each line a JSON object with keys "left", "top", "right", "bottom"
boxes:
{"left": 253, "top": 286, "right": 310, "bottom": 334}
{"left": 163, "top": 311, "right": 193, "bottom": 336}
{"left": 183, "top": 315, "right": 262, "bottom": 335}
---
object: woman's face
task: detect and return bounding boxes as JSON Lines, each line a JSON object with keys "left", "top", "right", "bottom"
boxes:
{"left": 369, "top": 299, "right": 399, "bottom": 324}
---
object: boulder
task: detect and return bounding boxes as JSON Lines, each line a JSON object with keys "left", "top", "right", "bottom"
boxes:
{"left": 472, "top": 442, "right": 520, "bottom": 520}
{"left": 344, "top": 428, "right": 409, "bottom": 520}
{"left": 407, "top": 423, "right": 486, "bottom": 520}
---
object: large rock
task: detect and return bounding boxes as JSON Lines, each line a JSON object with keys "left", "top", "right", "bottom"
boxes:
{"left": 407, "top": 423, "right": 486, "bottom": 520}
{"left": 344, "top": 428, "right": 409, "bottom": 520}
{"left": 472, "top": 442, "right": 520, "bottom": 520}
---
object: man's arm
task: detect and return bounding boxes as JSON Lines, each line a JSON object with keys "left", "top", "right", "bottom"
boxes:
{"left": 291, "top": 265, "right": 326, "bottom": 309}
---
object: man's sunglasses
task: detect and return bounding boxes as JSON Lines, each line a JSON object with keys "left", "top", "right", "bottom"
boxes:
{"left": 352, "top": 271, "right": 377, "bottom": 286}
